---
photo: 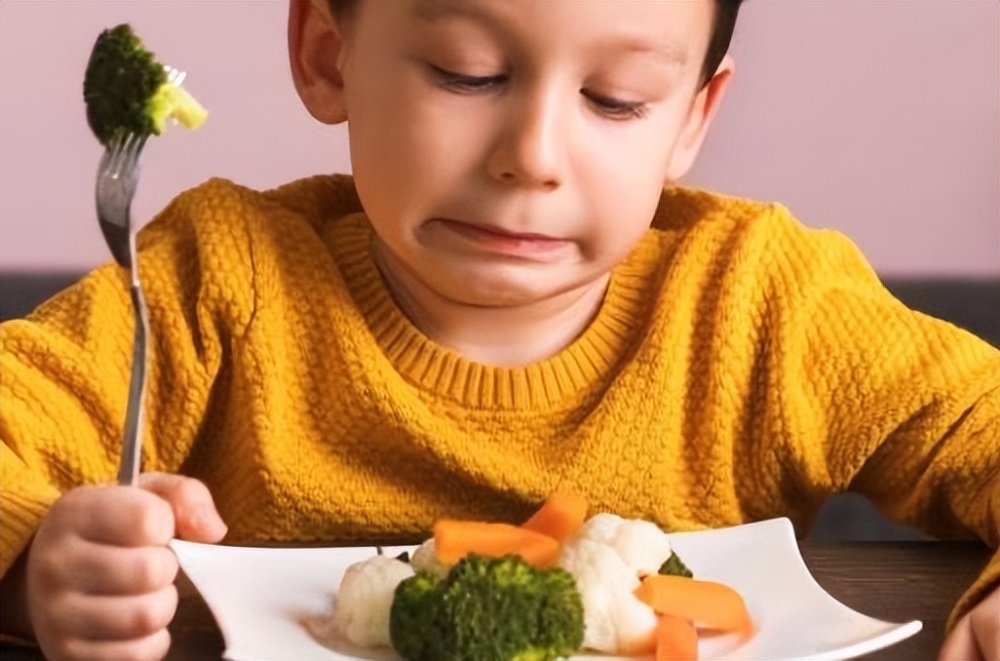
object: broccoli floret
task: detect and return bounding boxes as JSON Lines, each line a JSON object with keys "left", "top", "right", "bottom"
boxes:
{"left": 83, "top": 24, "right": 208, "bottom": 146}
{"left": 390, "top": 554, "right": 585, "bottom": 661}
{"left": 658, "top": 550, "right": 693, "bottom": 578}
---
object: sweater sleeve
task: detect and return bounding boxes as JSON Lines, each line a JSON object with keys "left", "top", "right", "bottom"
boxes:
{"left": 753, "top": 204, "right": 999, "bottom": 630}
{"left": 0, "top": 179, "right": 257, "bottom": 577}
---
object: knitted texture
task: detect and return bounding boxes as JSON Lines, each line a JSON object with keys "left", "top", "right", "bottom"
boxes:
{"left": 2, "top": 175, "right": 997, "bottom": 628}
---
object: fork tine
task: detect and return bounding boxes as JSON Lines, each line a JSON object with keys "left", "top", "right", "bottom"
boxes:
{"left": 100, "top": 134, "right": 123, "bottom": 177}
{"left": 107, "top": 133, "right": 129, "bottom": 177}
{"left": 165, "top": 66, "right": 187, "bottom": 87}
{"left": 122, "top": 133, "right": 147, "bottom": 172}
{"left": 102, "top": 132, "right": 146, "bottom": 180}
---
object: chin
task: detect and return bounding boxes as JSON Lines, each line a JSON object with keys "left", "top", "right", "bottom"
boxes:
{"left": 435, "top": 270, "right": 566, "bottom": 308}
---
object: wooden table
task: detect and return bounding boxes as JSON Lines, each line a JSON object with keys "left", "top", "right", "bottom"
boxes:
{"left": 797, "top": 542, "right": 990, "bottom": 660}
{"left": 1, "top": 541, "right": 991, "bottom": 661}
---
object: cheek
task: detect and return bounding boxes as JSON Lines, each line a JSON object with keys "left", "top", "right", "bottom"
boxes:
{"left": 577, "top": 134, "right": 671, "bottom": 244}
{"left": 591, "top": 199, "right": 659, "bottom": 263}
{"left": 350, "top": 96, "right": 492, "bottom": 218}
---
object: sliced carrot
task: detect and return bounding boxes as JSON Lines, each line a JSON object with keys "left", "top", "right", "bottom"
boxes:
{"left": 655, "top": 614, "right": 698, "bottom": 661}
{"left": 635, "top": 574, "right": 752, "bottom": 635}
{"left": 433, "top": 519, "right": 562, "bottom": 567}
{"left": 520, "top": 489, "right": 589, "bottom": 542}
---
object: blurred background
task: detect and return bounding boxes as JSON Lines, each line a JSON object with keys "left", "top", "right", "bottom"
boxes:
{"left": 0, "top": 0, "right": 997, "bottom": 275}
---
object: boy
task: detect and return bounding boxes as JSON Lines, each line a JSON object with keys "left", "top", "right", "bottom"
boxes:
{"left": 1, "top": 1, "right": 997, "bottom": 659}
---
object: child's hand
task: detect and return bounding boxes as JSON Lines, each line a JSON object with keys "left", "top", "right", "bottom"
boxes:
{"left": 25, "top": 473, "right": 227, "bottom": 661}
{"left": 938, "top": 585, "right": 999, "bottom": 661}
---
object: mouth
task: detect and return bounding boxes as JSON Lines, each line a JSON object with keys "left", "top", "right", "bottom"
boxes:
{"left": 431, "top": 219, "right": 570, "bottom": 258}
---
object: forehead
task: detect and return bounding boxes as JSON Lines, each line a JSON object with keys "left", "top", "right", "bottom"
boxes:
{"left": 370, "top": 0, "right": 713, "bottom": 64}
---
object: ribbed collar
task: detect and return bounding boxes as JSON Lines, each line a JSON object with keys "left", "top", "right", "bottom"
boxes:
{"left": 328, "top": 213, "right": 666, "bottom": 410}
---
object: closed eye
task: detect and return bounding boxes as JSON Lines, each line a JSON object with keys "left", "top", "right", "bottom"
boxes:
{"left": 582, "top": 90, "right": 649, "bottom": 120}
{"left": 429, "top": 65, "right": 507, "bottom": 93}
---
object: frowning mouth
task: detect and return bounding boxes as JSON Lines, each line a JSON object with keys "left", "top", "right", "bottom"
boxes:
{"left": 431, "top": 218, "right": 570, "bottom": 258}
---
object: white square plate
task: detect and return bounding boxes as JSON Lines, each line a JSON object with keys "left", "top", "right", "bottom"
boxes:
{"left": 170, "top": 517, "right": 921, "bottom": 660}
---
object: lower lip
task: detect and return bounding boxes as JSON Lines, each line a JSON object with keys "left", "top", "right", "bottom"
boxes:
{"left": 434, "top": 219, "right": 570, "bottom": 258}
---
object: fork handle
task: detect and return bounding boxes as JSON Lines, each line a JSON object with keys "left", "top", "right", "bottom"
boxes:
{"left": 117, "top": 280, "right": 149, "bottom": 486}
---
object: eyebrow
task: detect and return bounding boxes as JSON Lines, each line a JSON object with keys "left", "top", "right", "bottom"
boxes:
{"left": 410, "top": 0, "right": 688, "bottom": 67}
{"left": 611, "top": 37, "right": 688, "bottom": 66}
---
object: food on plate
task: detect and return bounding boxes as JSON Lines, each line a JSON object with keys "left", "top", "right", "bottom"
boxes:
{"left": 654, "top": 614, "right": 699, "bottom": 661}
{"left": 519, "top": 488, "right": 589, "bottom": 542}
{"left": 322, "top": 490, "right": 753, "bottom": 660}
{"left": 432, "top": 519, "right": 562, "bottom": 567}
{"left": 330, "top": 554, "right": 415, "bottom": 648}
{"left": 409, "top": 538, "right": 449, "bottom": 578}
{"left": 432, "top": 488, "right": 588, "bottom": 566}
{"left": 658, "top": 550, "right": 694, "bottom": 578}
{"left": 635, "top": 574, "right": 752, "bottom": 635}
{"left": 567, "top": 512, "right": 676, "bottom": 576}
{"left": 83, "top": 23, "right": 208, "bottom": 146}
{"left": 390, "top": 554, "right": 585, "bottom": 661}
{"left": 558, "top": 535, "right": 659, "bottom": 654}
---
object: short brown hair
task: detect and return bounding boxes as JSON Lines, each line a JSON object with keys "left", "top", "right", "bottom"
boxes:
{"left": 326, "top": 0, "right": 743, "bottom": 88}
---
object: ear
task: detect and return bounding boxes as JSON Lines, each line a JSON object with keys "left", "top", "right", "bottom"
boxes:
{"left": 288, "top": 0, "right": 349, "bottom": 124}
{"left": 665, "top": 55, "right": 735, "bottom": 182}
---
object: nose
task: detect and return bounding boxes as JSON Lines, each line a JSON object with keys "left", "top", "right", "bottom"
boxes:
{"left": 487, "top": 87, "right": 566, "bottom": 190}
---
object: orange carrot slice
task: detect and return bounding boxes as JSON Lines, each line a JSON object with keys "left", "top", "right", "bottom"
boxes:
{"left": 520, "top": 489, "right": 589, "bottom": 542}
{"left": 635, "top": 574, "right": 753, "bottom": 635}
{"left": 433, "top": 519, "right": 562, "bottom": 567}
{"left": 655, "top": 614, "right": 698, "bottom": 661}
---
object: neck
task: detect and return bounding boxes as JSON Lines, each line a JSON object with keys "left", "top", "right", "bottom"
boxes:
{"left": 372, "top": 246, "right": 609, "bottom": 368}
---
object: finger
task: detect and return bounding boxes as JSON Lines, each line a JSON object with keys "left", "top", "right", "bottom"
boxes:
{"left": 55, "top": 628, "right": 171, "bottom": 661}
{"left": 938, "top": 614, "right": 979, "bottom": 661}
{"left": 29, "top": 539, "right": 176, "bottom": 596}
{"left": 69, "top": 542, "right": 178, "bottom": 595}
{"left": 969, "top": 591, "right": 1000, "bottom": 661}
{"left": 53, "top": 485, "right": 174, "bottom": 547}
{"left": 139, "top": 473, "right": 228, "bottom": 542}
{"left": 54, "top": 584, "right": 178, "bottom": 641}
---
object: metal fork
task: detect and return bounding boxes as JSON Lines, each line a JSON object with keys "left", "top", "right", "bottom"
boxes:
{"left": 95, "top": 66, "right": 189, "bottom": 486}
{"left": 96, "top": 130, "right": 149, "bottom": 486}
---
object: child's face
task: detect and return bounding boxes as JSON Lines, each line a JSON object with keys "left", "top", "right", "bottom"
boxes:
{"left": 292, "top": 0, "right": 731, "bottom": 310}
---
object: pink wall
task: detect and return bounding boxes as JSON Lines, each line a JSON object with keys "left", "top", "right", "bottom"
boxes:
{"left": 1, "top": 1, "right": 997, "bottom": 276}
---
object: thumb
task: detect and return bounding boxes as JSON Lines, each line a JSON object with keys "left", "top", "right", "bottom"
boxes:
{"left": 139, "top": 472, "right": 228, "bottom": 542}
{"left": 937, "top": 614, "right": 975, "bottom": 661}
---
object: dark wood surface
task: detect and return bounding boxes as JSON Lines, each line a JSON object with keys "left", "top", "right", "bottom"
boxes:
{"left": 798, "top": 542, "right": 991, "bottom": 660}
{"left": 0, "top": 541, "right": 991, "bottom": 661}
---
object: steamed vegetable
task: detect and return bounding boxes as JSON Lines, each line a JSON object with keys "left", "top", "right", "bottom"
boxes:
{"left": 658, "top": 550, "right": 694, "bottom": 578}
{"left": 654, "top": 615, "right": 698, "bottom": 661}
{"left": 83, "top": 23, "right": 208, "bottom": 146}
{"left": 520, "top": 488, "right": 589, "bottom": 542}
{"left": 557, "top": 536, "right": 659, "bottom": 654}
{"left": 389, "top": 554, "right": 585, "bottom": 661}
{"left": 634, "top": 574, "right": 753, "bottom": 635}
{"left": 566, "top": 512, "right": 676, "bottom": 576}
{"left": 329, "top": 490, "right": 752, "bottom": 661}
{"left": 433, "top": 519, "right": 562, "bottom": 567}
{"left": 329, "top": 555, "right": 415, "bottom": 648}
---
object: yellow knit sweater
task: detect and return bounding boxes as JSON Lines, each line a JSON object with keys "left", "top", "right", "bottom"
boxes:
{"left": 2, "top": 175, "right": 998, "bottom": 627}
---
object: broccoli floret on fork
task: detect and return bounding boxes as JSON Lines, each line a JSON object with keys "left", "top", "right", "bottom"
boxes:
{"left": 83, "top": 23, "right": 208, "bottom": 146}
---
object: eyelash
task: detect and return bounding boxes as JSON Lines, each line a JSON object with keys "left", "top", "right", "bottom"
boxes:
{"left": 429, "top": 65, "right": 507, "bottom": 93}
{"left": 429, "top": 65, "right": 649, "bottom": 121}
{"left": 583, "top": 92, "right": 649, "bottom": 120}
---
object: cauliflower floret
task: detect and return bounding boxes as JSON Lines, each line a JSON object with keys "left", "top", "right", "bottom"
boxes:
{"left": 571, "top": 512, "right": 674, "bottom": 576}
{"left": 409, "top": 538, "right": 449, "bottom": 578}
{"left": 558, "top": 537, "right": 658, "bottom": 654}
{"left": 329, "top": 554, "right": 415, "bottom": 648}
